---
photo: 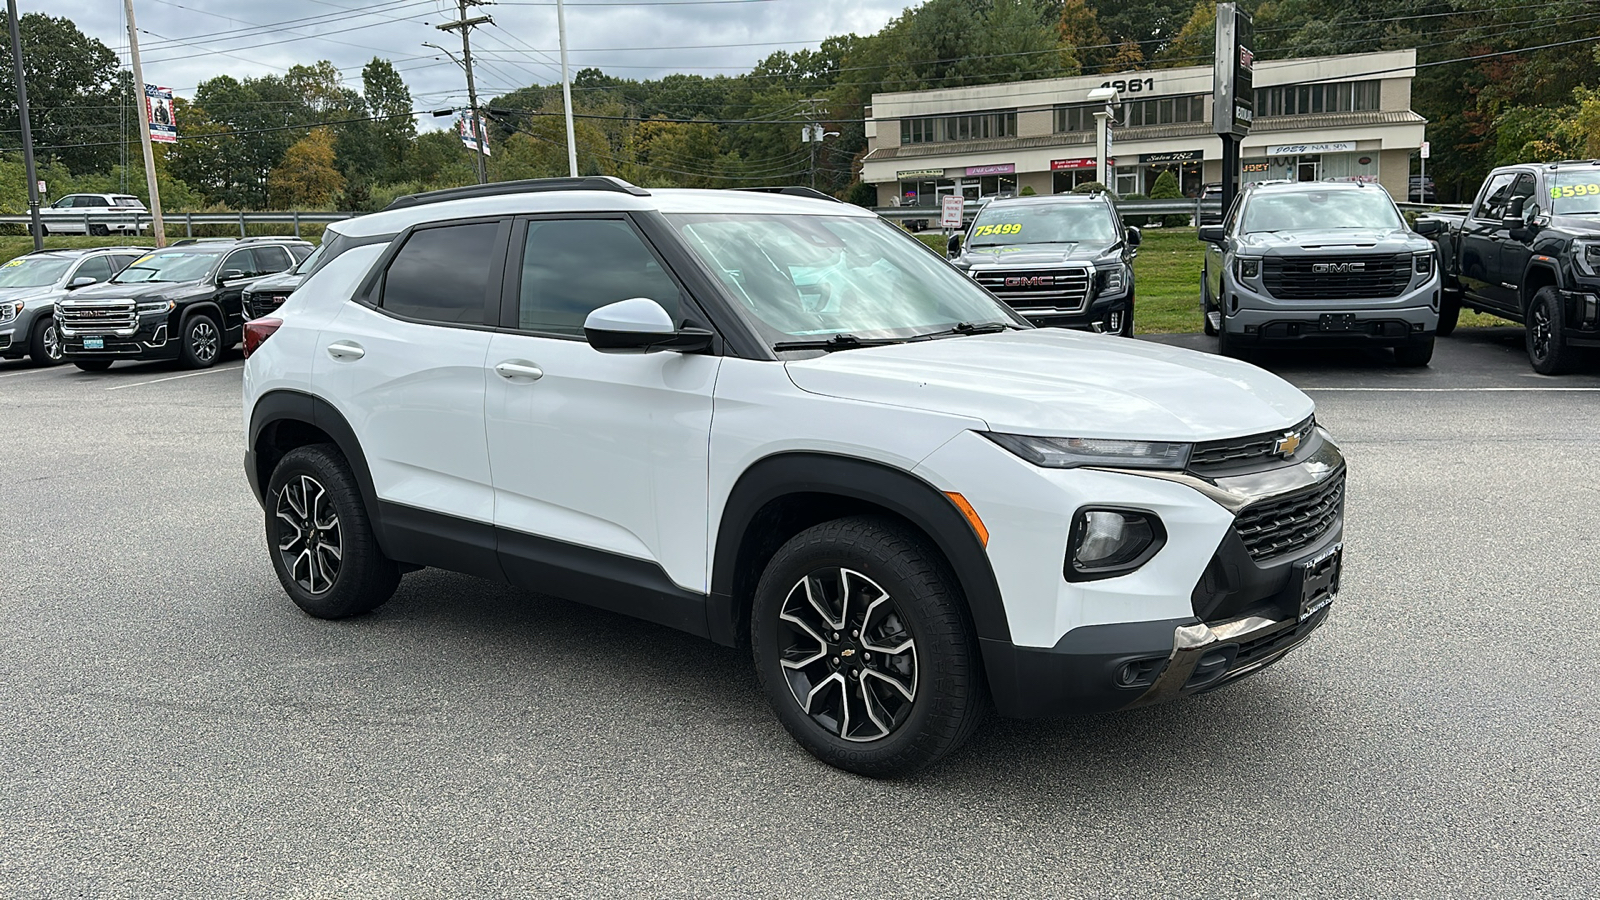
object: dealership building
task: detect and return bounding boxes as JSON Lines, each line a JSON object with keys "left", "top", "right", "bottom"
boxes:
{"left": 861, "top": 49, "right": 1425, "bottom": 207}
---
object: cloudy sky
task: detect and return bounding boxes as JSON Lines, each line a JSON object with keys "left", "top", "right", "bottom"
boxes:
{"left": 65, "top": 0, "right": 925, "bottom": 128}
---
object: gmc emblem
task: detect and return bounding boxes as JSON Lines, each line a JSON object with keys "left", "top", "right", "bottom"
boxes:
{"left": 1004, "top": 275, "right": 1053, "bottom": 287}
{"left": 1311, "top": 262, "right": 1365, "bottom": 274}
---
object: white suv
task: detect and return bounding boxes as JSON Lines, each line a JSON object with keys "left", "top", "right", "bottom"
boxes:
{"left": 37, "top": 193, "right": 148, "bottom": 236}
{"left": 242, "top": 178, "right": 1345, "bottom": 776}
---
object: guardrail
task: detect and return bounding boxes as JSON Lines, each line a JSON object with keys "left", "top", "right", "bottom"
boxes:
{"left": 1, "top": 210, "right": 357, "bottom": 238}
{"left": 875, "top": 197, "right": 1474, "bottom": 226}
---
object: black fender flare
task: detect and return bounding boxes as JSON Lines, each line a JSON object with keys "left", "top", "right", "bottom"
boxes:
{"left": 247, "top": 390, "right": 389, "bottom": 553}
{"left": 179, "top": 301, "right": 227, "bottom": 342}
{"left": 708, "top": 451, "right": 1011, "bottom": 647}
{"left": 1520, "top": 258, "right": 1564, "bottom": 313}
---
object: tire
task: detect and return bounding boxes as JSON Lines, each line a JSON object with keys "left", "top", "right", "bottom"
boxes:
{"left": 1218, "top": 322, "right": 1250, "bottom": 361}
{"left": 1436, "top": 295, "right": 1461, "bottom": 337}
{"left": 751, "top": 516, "right": 986, "bottom": 777}
{"left": 90, "top": 224, "right": 110, "bottom": 237}
{"left": 266, "top": 444, "right": 400, "bottom": 619}
{"left": 28, "top": 315, "right": 64, "bottom": 366}
{"left": 179, "top": 313, "right": 222, "bottom": 369}
{"left": 1526, "top": 287, "right": 1575, "bottom": 375}
{"left": 73, "top": 360, "right": 113, "bottom": 372}
{"left": 1394, "top": 335, "right": 1435, "bottom": 367}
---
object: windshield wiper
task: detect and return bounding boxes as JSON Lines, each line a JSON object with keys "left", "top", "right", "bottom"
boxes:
{"left": 773, "top": 333, "right": 906, "bottom": 352}
{"left": 912, "top": 321, "right": 1016, "bottom": 340}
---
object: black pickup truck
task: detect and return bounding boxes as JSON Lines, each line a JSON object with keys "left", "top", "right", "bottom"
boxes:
{"left": 1417, "top": 161, "right": 1600, "bottom": 374}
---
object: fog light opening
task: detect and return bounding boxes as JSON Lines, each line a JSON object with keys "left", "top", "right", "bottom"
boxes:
{"left": 1065, "top": 507, "right": 1167, "bottom": 582}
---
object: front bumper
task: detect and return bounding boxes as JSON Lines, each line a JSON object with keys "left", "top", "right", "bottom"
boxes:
{"left": 0, "top": 306, "right": 48, "bottom": 358}
{"left": 1223, "top": 274, "right": 1440, "bottom": 346}
{"left": 60, "top": 317, "right": 178, "bottom": 360}
{"left": 1022, "top": 292, "right": 1130, "bottom": 331}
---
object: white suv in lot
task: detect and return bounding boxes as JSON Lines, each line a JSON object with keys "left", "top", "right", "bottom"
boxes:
{"left": 36, "top": 193, "right": 148, "bottom": 236}
{"left": 242, "top": 178, "right": 1345, "bottom": 775}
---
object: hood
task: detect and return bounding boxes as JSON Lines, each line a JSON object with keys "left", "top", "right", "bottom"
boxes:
{"left": 957, "top": 240, "right": 1117, "bottom": 268}
{"left": 1237, "top": 228, "right": 1430, "bottom": 257}
{"left": 246, "top": 270, "right": 307, "bottom": 294}
{"left": 0, "top": 285, "right": 60, "bottom": 303}
{"left": 64, "top": 279, "right": 208, "bottom": 303}
{"left": 784, "top": 329, "right": 1312, "bottom": 441}
{"left": 1547, "top": 214, "right": 1600, "bottom": 235}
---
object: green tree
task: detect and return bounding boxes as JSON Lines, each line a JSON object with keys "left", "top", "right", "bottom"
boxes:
{"left": 1057, "top": 0, "right": 1109, "bottom": 72}
{"left": 268, "top": 129, "right": 343, "bottom": 207}
{"left": 362, "top": 58, "right": 416, "bottom": 180}
{"left": 0, "top": 12, "right": 123, "bottom": 173}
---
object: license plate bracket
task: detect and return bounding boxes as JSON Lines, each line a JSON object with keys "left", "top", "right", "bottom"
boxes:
{"left": 1296, "top": 542, "right": 1341, "bottom": 620}
{"left": 1319, "top": 313, "right": 1358, "bottom": 332}
{"left": 83, "top": 337, "right": 104, "bottom": 350}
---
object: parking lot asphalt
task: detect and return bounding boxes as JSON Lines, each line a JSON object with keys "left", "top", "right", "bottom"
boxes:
{"left": 2, "top": 328, "right": 1597, "bottom": 898}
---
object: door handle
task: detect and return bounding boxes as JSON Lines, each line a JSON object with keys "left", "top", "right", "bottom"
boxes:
{"left": 326, "top": 340, "right": 365, "bottom": 360}
{"left": 495, "top": 361, "right": 544, "bottom": 381}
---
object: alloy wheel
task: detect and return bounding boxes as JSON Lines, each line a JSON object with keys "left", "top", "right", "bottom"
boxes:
{"left": 1531, "top": 303, "right": 1552, "bottom": 362}
{"left": 275, "top": 474, "right": 343, "bottom": 595}
{"left": 191, "top": 319, "right": 219, "bottom": 363}
{"left": 43, "top": 323, "right": 61, "bottom": 362}
{"left": 777, "top": 567, "right": 918, "bottom": 742}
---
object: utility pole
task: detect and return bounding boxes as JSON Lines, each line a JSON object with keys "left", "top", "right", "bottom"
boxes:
{"left": 123, "top": 0, "right": 167, "bottom": 246}
{"left": 800, "top": 98, "right": 830, "bottom": 189}
{"left": 438, "top": 0, "right": 491, "bottom": 184}
{"left": 6, "top": 0, "right": 41, "bottom": 250}
{"left": 556, "top": 0, "right": 577, "bottom": 177}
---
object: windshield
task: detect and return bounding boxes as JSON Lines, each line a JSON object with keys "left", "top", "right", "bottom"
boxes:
{"left": 112, "top": 250, "right": 219, "bottom": 284}
{"left": 666, "top": 213, "right": 1018, "bottom": 345}
{"left": 967, "top": 202, "right": 1116, "bottom": 247}
{"left": 0, "top": 256, "right": 72, "bottom": 288}
{"left": 1241, "top": 190, "right": 1404, "bottom": 233}
{"left": 1547, "top": 170, "right": 1600, "bottom": 215}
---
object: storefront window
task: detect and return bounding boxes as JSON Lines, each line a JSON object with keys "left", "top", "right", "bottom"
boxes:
{"left": 897, "top": 179, "right": 956, "bottom": 206}
{"left": 1052, "top": 170, "right": 1102, "bottom": 192}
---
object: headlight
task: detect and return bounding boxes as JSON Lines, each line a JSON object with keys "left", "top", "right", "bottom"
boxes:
{"left": 137, "top": 300, "right": 175, "bottom": 314}
{"left": 984, "top": 433, "right": 1192, "bottom": 470}
{"left": 1413, "top": 252, "right": 1434, "bottom": 276}
{"left": 1, "top": 300, "right": 21, "bottom": 322}
{"left": 1575, "top": 239, "right": 1600, "bottom": 277}
{"left": 1099, "top": 264, "right": 1127, "bottom": 295}
{"left": 1234, "top": 257, "right": 1261, "bottom": 280}
{"left": 1065, "top": 507, "right": 1167, "bottom": 581}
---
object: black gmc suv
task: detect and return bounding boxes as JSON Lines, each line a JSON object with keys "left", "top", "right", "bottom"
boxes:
{"left": 946, "top": 193, "right": 1141, "bottom": 335}
{"left": 1417, "top": 160, "right": 1600, "bottom": 373}
{"left": 57, "top": 237, "right": 311, "bottom": 371}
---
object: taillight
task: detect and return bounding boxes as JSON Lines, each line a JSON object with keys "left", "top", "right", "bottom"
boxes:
{"left": 243, "top": 317, "right": 283, "bottom": 358}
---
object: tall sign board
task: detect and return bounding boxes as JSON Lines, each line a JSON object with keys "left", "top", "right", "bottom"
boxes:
{"left": 1212, "top": 2, "right": 1254, "bottom": 212}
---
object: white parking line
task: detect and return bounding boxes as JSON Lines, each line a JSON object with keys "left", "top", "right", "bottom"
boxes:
{"left": 104, "top": 364, "right": 244, "bottom": 391}
{"left": 0, "top": 366, "right": 60, "bottom": 379}
{"left": 1304, "top": 386, "right": 1600, "bottom": 392}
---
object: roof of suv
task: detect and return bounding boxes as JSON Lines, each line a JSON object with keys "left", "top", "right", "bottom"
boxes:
{"left": 18, "top": 246, "right": 149, "bottom": 259}
{"left": 338, "top": 180, "right": 872, "bottom": 240}
{"left": 980, "top": 194, "right": 1112, "bottom": 210}
{"left": 1245, "top": 180, "right": 1383, "bottom": 195}
{"left": 159, "top": 237, "right": 314, "bottom": 253}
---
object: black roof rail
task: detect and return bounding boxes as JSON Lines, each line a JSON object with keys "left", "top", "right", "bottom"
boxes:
{"left": 731, "top": 186, "right": 842, "bottom": 203}
{"left": 237, "top": 236, "right": 309, "bottom": 243}
{"left": 383, "top": 176, "right": 650, "bottom": 211}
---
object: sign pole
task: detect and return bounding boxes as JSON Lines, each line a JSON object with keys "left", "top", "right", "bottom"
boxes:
{"left": 6, "top": 0, "right": 42, "bottom": 251}
{"left": 1212, "top": 2, "right": 1254, "bottom": 216}
{"left": 123, "top": 0, "right": 167, "bottom": 247}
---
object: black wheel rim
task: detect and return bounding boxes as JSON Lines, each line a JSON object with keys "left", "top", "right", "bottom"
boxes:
{"left": 275, "top": 474, "right": 342, "bottom": 595}
{"left": 191, "top": 320, "right": 218, "bottom": 363}
{"left": 777, "top": 567, "right": 918, "bottom": 743}
{"left": 1530, "top": 302, "right": 1552, "bottom": 361}
{"left": 43, "top": 322, "right": 61, "bottom": 362}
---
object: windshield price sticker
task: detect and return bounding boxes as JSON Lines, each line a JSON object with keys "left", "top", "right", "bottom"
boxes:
{"left": 3, "top": 260, "right": 22, "bottom": 267}
{"left": 1550, "top": 181, "right": 1600, "bottom": 199}
{"left": 972, "top": 223, "right": 1023, "bottom": 238}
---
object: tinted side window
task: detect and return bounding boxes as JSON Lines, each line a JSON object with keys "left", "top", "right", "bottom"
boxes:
{"left": 381, "top": 222, "right": 499, "bottom": 325}
{"left": 1475, "top": 174, "right": 1516, "bottom": 220}
{"left": 1508, "top": 174, "right": 1536, "bottom": 215}
{"left": 111, "top": 254, "right": 141, "bottom": 272}
{"left": 516, "top": 219, "right": 682, "bottom": 335}
{"left": 73, "top": 256, "right": 115, "bottom": 284}
{"left": 252, "top": 246, "right": 293, "bottom": 274}
{"left": 287, "top": 244, "right": 313, "bottom": 263}
{"left": 221, "top": 250, "right": 255, "bottom": 278}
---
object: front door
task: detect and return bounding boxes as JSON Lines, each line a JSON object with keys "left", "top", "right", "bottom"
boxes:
{"left": 1461, "top": 172, "right": 1516, "bottom": 306}
{"left": 484, "top": 215, "right": 720, "bottom": 605}
{"left": 1494, "top": 173, "right": 1538, "bottom": 314}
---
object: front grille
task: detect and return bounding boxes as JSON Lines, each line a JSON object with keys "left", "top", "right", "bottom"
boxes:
{"left": 59, "top": 301, "right": 137, "bottom": 332}
{"left": 1261, "top": 254, "right": 1411, "bottom": 300}
{"left": 247, "top": 293, "right": 289, "bottom": 318}
{"left": 1234, "top": 472, "right": 1345, "bottom": 562}
{"left": 973, "top": 267, "right": 1091, "bottom": 313}
{"left": 1191, "top": 416, "right": 1315, "bottom": 472}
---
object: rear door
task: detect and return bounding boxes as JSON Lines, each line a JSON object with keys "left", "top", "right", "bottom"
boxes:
{"left": 483, "top": 214, "right": 721, "bottom": 608}
{"left": 313, "top": 218, "right": 507, "bottom": 574}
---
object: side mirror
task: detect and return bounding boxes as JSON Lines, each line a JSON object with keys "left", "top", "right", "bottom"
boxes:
{"left": 1412, "top": 217, "right": 1443, "bottom": 237}
{"left": 68, "top": 275, "right": 98, "bottom": 289}
{"left": 219, "top": 268, "right": 246, "bottom": 284}
{"left": 1198, "top": 225, "right": 1226, "bottom": 245}
{"left": 584, "top": 297, "right": 713, "bottom": 354}
{"left": 1501, "top": 196, "right": 1527, "bottom": 230}
{"left": 946, "top": 234, "right": 962, "bottom": 257}
{"left": 1125, "top": 226, "right": 1142, "bottom": 247}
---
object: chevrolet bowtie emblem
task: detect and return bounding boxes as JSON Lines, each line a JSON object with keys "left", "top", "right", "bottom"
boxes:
{"left": 1274, "top": 431, "right": 1303, "bottom": 458}
{"left": 840, "top": 648, "right": 855, "bottom": 657}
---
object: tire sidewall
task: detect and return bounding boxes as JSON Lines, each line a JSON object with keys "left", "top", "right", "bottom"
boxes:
{"left": 1525, "top": 287, "right": 1568, "bottom": 374}
{"left": 182, "top": 313, "right": 221, "bottom": 369}
{"left": 265, "top": 445, "right": 394, "bottom": 618}
{"left": 751, "top": 519, "right": 973, "bottom": 773}
{"left": 31, "top": 315, "right": 63, "bottom": 365}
